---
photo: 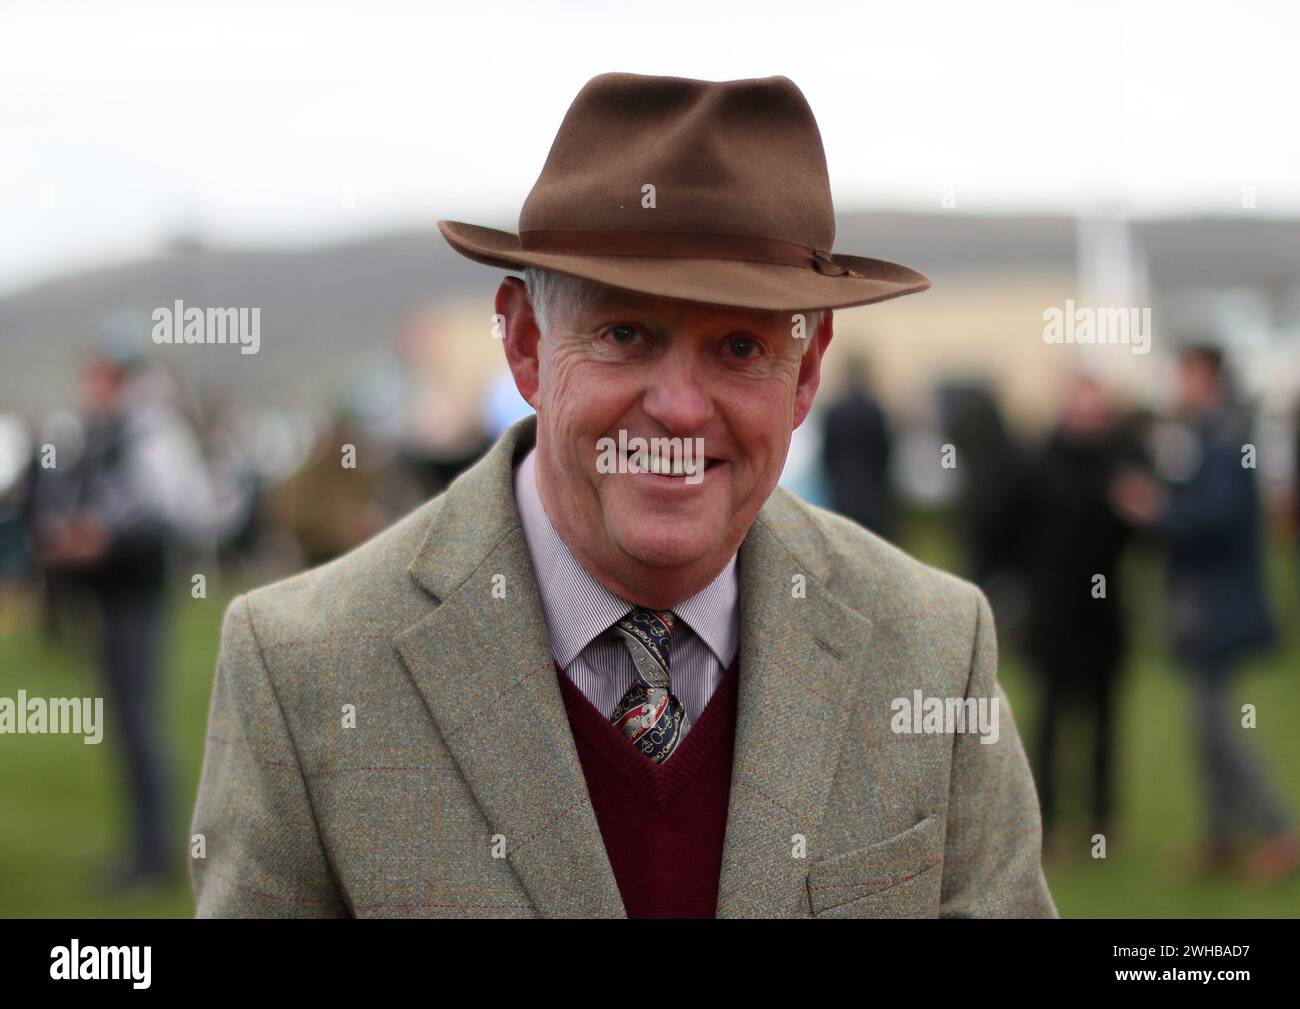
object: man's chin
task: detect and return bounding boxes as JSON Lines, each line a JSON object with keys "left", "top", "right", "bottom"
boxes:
{"left": 613, "top": 531, "right": 722, "bottom": 575}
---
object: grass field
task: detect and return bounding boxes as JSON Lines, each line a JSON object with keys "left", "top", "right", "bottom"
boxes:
{"left": 1, "top": 517, "right": 1297, "bottom": 918}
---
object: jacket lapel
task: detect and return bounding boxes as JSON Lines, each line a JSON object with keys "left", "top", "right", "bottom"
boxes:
{"left": 393, "top": 415, "right": 625, "bottom": 917}
{"left": 715, "top": 501, "right": 877, "bottom": 917}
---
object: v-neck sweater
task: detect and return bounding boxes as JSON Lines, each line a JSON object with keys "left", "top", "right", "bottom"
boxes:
{"left": 554, "top": 654, "right": 741, "bottom": 918}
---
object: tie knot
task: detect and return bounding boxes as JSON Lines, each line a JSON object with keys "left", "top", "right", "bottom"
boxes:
{"left": 613, "top": 607, "right": 676, "bottom": 668}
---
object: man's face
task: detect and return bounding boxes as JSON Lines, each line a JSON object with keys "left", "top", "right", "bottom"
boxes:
{"left": 1060, "top": 376, "right": 1114, "bottom": 441}
{"left": 78, "top": 358, "right": 125, "bottom": 419}
{"left": 500, "top": 278, "right": 830, "bottom": 605}
{"left": 1176, "top": 355, "right": 1223, "bottom": 418}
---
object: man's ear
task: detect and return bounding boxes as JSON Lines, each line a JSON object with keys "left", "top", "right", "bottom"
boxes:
{"left": 496, "top": 277, "right": 542, "bottom": 409}
{"left": 791, "top": 310, "right": 833, "bottom": 429}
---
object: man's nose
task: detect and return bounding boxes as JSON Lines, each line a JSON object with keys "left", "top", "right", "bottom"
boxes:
{"left": 641, "top": 347, "right": 715, "bottom": 433}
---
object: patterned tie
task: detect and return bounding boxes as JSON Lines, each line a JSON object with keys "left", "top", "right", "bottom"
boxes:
{"left": 608, "top": 607, "right": 690, "bottom": 763}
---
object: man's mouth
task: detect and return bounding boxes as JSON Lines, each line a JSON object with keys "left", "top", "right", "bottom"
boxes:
{"left": 623, "top": 447, "right": 723, "bottom": 478}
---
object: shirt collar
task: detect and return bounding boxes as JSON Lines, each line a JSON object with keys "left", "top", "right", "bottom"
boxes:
{"left": 512, "top": 444, "right": 739, "bottom": 669}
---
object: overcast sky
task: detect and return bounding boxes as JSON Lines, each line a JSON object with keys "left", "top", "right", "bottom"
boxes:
{"left": 3, "top": 0, "right": 1298, "bottom": 296}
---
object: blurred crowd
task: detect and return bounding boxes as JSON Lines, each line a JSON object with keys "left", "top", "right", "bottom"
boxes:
{"left": 1, "top": 332, "right": 1298, "bottom": 892}
{"left": 0, "top": 335, "right": 500, "bottom": 890}
{"left": 819, "top": 346, "right": 1300, "bottom": 885}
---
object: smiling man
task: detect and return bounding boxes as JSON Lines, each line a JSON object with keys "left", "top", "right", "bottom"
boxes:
{"left": 190, "top": 72, "right": 1057, "bottom": 918}
{"left": 506, "top": 278, "right": 818, "bottom": 609}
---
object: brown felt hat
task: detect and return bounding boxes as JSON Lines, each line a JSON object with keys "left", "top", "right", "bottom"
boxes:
{"left": 438, "top": 72, "right": 930, "bottom": 313}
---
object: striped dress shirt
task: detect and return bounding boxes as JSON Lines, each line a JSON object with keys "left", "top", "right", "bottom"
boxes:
{"left": 512, "top": 445, "right": 739, "bottom": 726}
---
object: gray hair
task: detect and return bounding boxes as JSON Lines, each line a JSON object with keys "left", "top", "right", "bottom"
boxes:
{"left": 522, "top": 266, "right": 824, "bottom": 352}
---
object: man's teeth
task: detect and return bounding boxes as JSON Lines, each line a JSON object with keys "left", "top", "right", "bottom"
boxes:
{"left": 627, "top": 449, "right": 706, "bottom": 476}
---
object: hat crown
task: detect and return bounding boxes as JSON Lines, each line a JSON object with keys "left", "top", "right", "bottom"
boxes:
{"left": 519, "top": 73, "right": 836, "bottom": 252}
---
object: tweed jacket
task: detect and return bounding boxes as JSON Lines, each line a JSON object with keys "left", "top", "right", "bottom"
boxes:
{"left": 190, "top": 413, "right": 1057, "bottom": 918}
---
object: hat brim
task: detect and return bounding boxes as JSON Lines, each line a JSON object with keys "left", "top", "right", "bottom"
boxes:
{"left": 438, "top": 221, "right": 929, "bottom": 313}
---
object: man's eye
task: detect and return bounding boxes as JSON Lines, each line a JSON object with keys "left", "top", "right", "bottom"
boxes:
{"left": 726, "top": 335, "right": 759, "bottom": 358}
{"left": 603, "top": 324, "right": 643, "bottom": 347}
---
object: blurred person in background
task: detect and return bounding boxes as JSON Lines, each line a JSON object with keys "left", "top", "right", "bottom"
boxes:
{"left": 1113, "top": 345, "right": 1298, "bottom": 883}
{"left": 29, "top": 348, "right": 215, "bottom": 891}
{"left": 936, "top": 381, "right": 1032, "bottom": 619}
{"left": 1295, "top": 406, "right": 1300, "bottom": 592}
{"left": 1023, "top": 375, "right": 1140, "bottom": 858}
{"left": 0, "top": 414, "right": 38, "bottom": 630}
{"left": 267, "top": 411, "right": 396, "bottom": 568}
{"left": 194, "top": 397, "right": 266, "bottom": 581}
{"left": 821, "top": 353, "right": 893, "bottom": 537}
{"left": 391, "top": 305, "right": 495, "bottom": 499}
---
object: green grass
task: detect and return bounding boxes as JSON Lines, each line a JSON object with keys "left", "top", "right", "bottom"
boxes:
{"left": 0, "top": 586, "right": 223, "bottom": 918}
{"left": 1, "top": 518, "right": 1297, "bottom": 917}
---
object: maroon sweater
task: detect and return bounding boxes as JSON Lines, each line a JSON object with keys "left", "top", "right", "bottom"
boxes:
{"left": 555, "top": 655, "right": 740, "bottom": 918}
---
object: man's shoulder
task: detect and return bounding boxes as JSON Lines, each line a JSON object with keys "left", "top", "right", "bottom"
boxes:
{"left": 759, "top": 485, "right": 983, "bottom": 625}
{"left": 231, "top": 493, "right": 447, "bottom": 648}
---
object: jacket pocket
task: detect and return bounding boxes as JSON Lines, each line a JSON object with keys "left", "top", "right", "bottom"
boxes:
{"left": 805, "top": 815, "right": 943, "bottom": 917}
